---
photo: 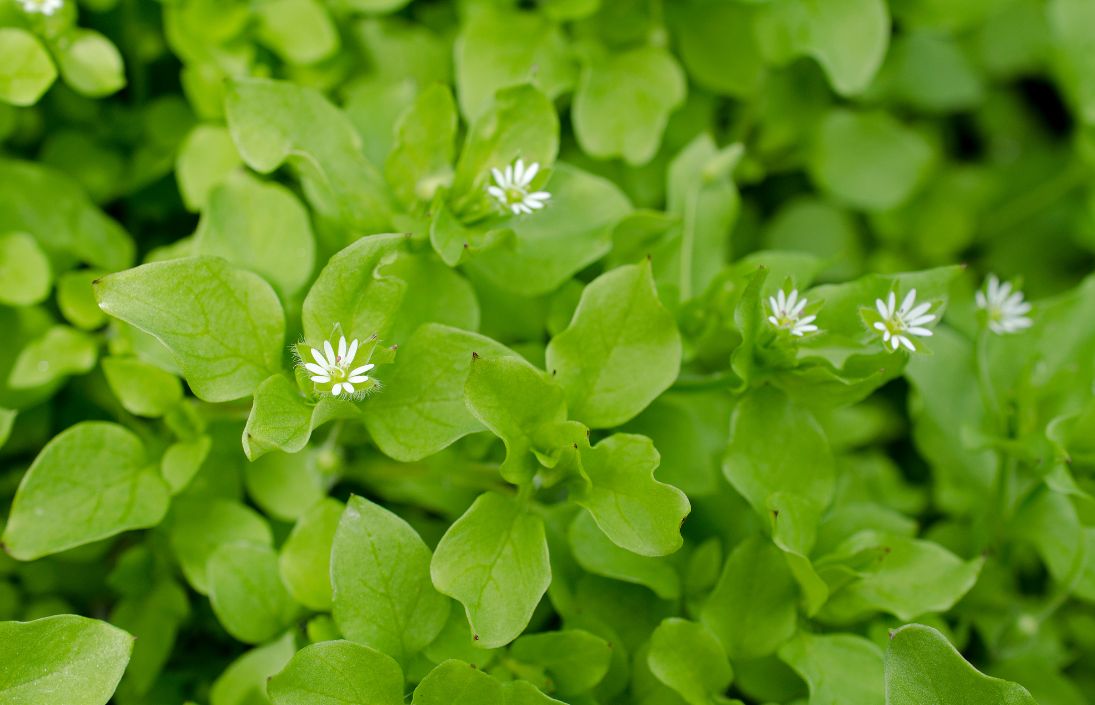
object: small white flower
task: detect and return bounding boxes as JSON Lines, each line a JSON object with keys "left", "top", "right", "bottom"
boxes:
{"left": 767, "top": 288, "right": 819, "bottom": 337}
{"left": 20, "top": 0, "right": 63, "bottom": 15}
{"left": 872, "top": 289, "right": 936, "bottom": 352}
{"left": 302, "top": 335, "right": 374, "bottom": 397}
{"left": 976, "top": 274, "right": 1032, "bottom": 335}
{"left": 487, "top": 158, "right": 551, "bottom": 215}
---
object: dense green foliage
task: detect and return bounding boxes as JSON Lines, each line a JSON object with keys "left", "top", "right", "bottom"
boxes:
{"left": 1, "top": 0, "right": 1094, "bottom": 703}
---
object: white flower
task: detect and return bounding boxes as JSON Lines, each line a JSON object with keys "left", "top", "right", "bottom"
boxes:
{"left": 767, "top": 289, "right": 819, "bottom": 337}
{"left": 487, "top": 158, "right": 551, "bottom": 215}
{"left": 303, "top": 335, "right": 374, "bottom": 397}
{"left": 976, "top": 274, "right": 1032, "bottom": 335}
{"left": 872, "top": 289, "right": 936, "bottom": 352}
{"left": 20, "top": 0, "right": 63, "bottom": 15}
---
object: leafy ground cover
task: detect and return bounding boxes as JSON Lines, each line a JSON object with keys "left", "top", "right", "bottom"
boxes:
{"left": 1, "top": 0, "right": 1095, "bottom": 703}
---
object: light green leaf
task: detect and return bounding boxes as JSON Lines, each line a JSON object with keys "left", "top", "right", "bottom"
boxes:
{"left": 168, "top": 498, "right": 272, "bottom": 594}
{"left": 95, "top": 256, "right": 286, "bottom": 402}
{"left": 57, "top": 270, "right": 108, "bottom": 330}
{"left": 53, "top": 29, "right": 126, "bottom": 98}
{"left": 724, "top": 386, "right": 834, "bottom": 549}
{"left": 243, "top": 374, "right": 359, "bottom": 461}
{"left": 0, "top": 159, "right": 134, "bottom": 271}
{"left": 268, "top": 640, "right": 404, "bottom": 705}
{"left": 300, "top": 233, "right": 406, "bottom": 344}
{"left": 208, "top": 542, "right": 299, "bottom": 644}
{"left": 547, "top": 260, "right": 681, "bottom": 429}
{"left": 701, "top": 536, "right": 798, "bottom": 660}
{"left": 385, "top": 84, "right": 457, "bottom": 208}
{"left": 809, "top": 109, "right": 935, "bottom": 211}
{"left": 279, "top": 498, "right": 343, "bottom": 611}
{"left": 0, "top": 29, "right": 57, "bottom": 107}
{"left": 2, "top": 422, "right": 169, "bottom": 560}
{"left": 102, "top": 356, "right": 183, "bottom": 417}
{"left": 464, "top": 354, "right": 567, "bottom": 485}
{"left": 176, "top": 124, "right": 242, "bottom": 211}
{"left": 667, "top": 0, "right": 766, "bottom": 97}
{"left": 510, "top": 629, "right": 613, "bottom": 697}
{"left": 450, "top": 84, "right": 559, "bottom": 209}
{"left": 8, "top": 325, "right": 97, "bottom": 390}
{"left": 885, "top": 624, "right": 1037, "bottom": 705}
{"left": 0, "top": 615, "right": 133, "bottom": 705}
{"left": 331, "top": 496, "right": 449, "bottom": 664}
{"left": 111, "top": 580, "right": 189, "bottom": 701}
{"left": 647, "top": 618, "right": 733, "bottom": 705}
{"left": 568, "top": 510, "right": 680, "bottom": 599}
{"left": 573, "top": 45, "right": 686, "bottom": 165}
{"left": 344, "top": 0, "right": 412, "bottom": 13}
{"left": 225, "top": 78, "right": 391, "bottom": 232}
{"left": 820, "top": 531, "right": 983, "bottom": 622}
{"left": 255, "top": 0, "right": 339, "bottom": 65}
{"left": 0, "top": 231, "right": 52, "bottom": 306}
{"left": 243, "top": 450, "right": 326, "bottom": 522}
{"left": 412, "top": 659, "right": 563, "bottom": 705}
{"left": 161, "top": 436, "right": 211, "bottom": 494}
{"left": 431, "top": 492, "right": 551, "bottom": 649}
{"left": 574, "top": 434, "right": 689, "bottom": 557}
{"left": 210, "top": 631, "right": 295, "bottom": 705}
{"left": 194, "top": 171, "right": 316, "bottom": 298}
{"left": 467, "top": 163, "right": 632, "bottom": 297}
{"left": 778, "top": 631, "right": 884, "bottom": 705}
{"left": 364, "top": 324, "right": 517, "bottom": 462}
{"left": 454, "top": 7, "right": 577, "bottom": 119}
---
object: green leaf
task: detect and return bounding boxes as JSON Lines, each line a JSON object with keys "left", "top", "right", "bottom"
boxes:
{"left": 568, "top": 510, "right": 680, "bottom": 599}
{"left": 573, "top": 434, "right": 689, "bottom": 557}
{"left": 647, "top": 618, "right": 733, "bottom": 705}
{"left": 331, "top": 496, "right": 449, "bottom": 664}
{"left": 243, "top": 374, "right": 359, "bottom": 461}
{"left": 268, "top": 640, "right": 404, "bottom": 705}
{"left": 809, "top": 109, "right": 935, "bottom": 211}
{"left": 0, "top": 231, "right": 52, "bottom": 306}
{"left": 467, "top": 163, "right": 632, "bottom": 297}
{"left": 0, "top": 615, "right": 133, "bottom": 705}
{"left": 255, "top": 0, "right": 339, "bottom": 65}
{"left": 279, "top": 498, "right": 343, "bottom": 611}
{"left": 885, "top": 624, "right": 1037, "bottom": 705}
{"left": 210, "top": 631, "right": 295, "bottom": 705}
{"left": 0, "top": 159, "right": 134, "bottom": 271}
{"left": 110, "top": 580, "right": 189, "bottom": 701}
{"left": 208, "top": 542, "right": 299, "bottom": 644}
{"left": 225, "top": 78, "right": 391, "bottom": 232}
{"left": 385, "top": 84, "right": 457, "bottom": 208}
{"left": 510, "top": 629, "right": 613, "bottom": 697}
{"left": 102, "top": 356, "right": 183, "bottom": 417}
{"left": 300, "top": 233, "right": 406, "bottom": 344}
{"left": 2, "top": 422, "right": 169, "bottom": 560}
{"left": 463, "top": 354, "right": 567, "bottom": 485}
{"left": 431, "top": 492, "right": 551, "bottom": 649}
{"left": 57, "top": 269, "right": 108, "bottom": 330}
{"left": 701, "top": 536, "right": 799, "bottom": 660}
{"left": 243, "top": 450, "right": 326, "bottom": 522}
{"left": 0, "top": 29, "right": 57, "bottom": 106}
{"left": 194, "top": 171, "right": 316, "bottom": 298}
{"left": 161, "top": 436, "right": 211, "bottom": 494}
{"left": 573, "top": 46, "right": 686, "bottom": 165}
{"left": 450, "top": 84, "right": 559, "bottom": 209}
{"left": 412, "top": 659, "right": 563, "bottom": 705}
{"left": 547, "top": 260, "right": 681, "bottom": 428}
{"left": 652, "top": 135, "right": 741, "bottom": 302}
{"left": 667, "top": 0, "right": 766, "bottom": 97}
{"left": 820, "top": 531, "right": 983, "bottom": 622}
{"left": 778, "top": 631, "right": 884, "bottom": 705}
{"left": 364, "top": 324, "right": 517, "bottom": 462}
{"left": 95, "top": 256, "right": 286, "bottom": 402}
{"left": 168, "top": 498, "right": 272, "bottom": 594}
{"left": 724, "top": 386, "right": 834, "bottom": 549}
{"left": 52, "top": 29, "right": 126, "bottom": 98}
{"left": 454, "top": 7, "right": 577, "bottom": 119}
{"left": 8, "top": 325, "right": 97, "bottom": 390}
{"left": 176, "top": 124, "right": 242, "bottom": 211}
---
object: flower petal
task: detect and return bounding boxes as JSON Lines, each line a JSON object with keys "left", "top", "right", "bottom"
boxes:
{"left": 349, "top": 363, "right": 375, "bottom": 377}
{"left": 305, "top": 362, "right": 327, "bottom": 375}
{"left": 344, "top": 339, "right": 359, "bottom": 367}
{"left": 348, "top": 375, "right": 369, "bottom": 384}
{"left": 324, "top": 340, "right": 337, "bottom": 367}
{"left": 342, "top": 382, "right": 355, "bottom": 395}
{"left": 332, "top": 383, "right": 343, "bottom": 396}
{"left": 311, "top": 347, "right": 328, "bottom": 368}
{"left": 310, "top": 375, "right": 330, "bottom": 383}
